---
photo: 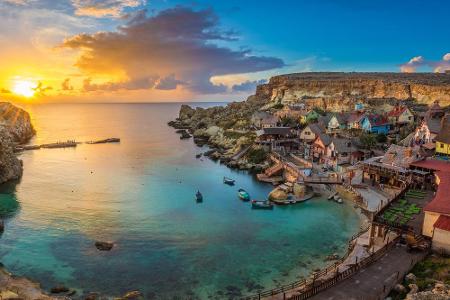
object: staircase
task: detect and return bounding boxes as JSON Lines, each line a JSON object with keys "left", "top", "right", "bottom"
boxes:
{"left": 265, "top": 163, "right": 283, "bottom": 176}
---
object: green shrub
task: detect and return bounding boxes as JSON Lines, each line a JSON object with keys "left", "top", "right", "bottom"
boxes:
{"left": 246, "top": 148, "right": 268, "bottom": 164}
{"left": 376, "top": 133, "right": 387, "bottom": 143}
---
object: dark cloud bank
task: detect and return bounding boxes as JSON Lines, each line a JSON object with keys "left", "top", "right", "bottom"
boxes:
{"left": 61, "top": 7, "right": 284, "bottom": 93}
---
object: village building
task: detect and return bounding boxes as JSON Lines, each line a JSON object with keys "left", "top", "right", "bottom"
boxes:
{"left": 318, "top": 113, "right": 348, "bottom": 133}
{"left": 275, "top": 105, "right": 306, "bottom": 120}
{"left": 251, "top": 111, "right": 278, "bottom": 128}
{"left": 256, "top": 127, "right": 298, "bottom": 153}
{"left": 260, "top": 115, "right": 279, "bottom": 128}
{"left": 361, "top": 144, "right": 423, "bottom": 187}
{"left": 435, "top": 115, "right": 450, "bottom": 157}
{"left": 299, "top": 123, "right": 325, "bottom": 142}
{"left": 387, "top": 104, "right": 414, "bottom": 126}
{"left": 311, "top": 133, "right": 332, "bottom": 163}
{"left": 346, "top": 112, "right": 366, "bottom": 129}
{"left": 360, "top": 114, "right": 390, "bottom": 134}
{"left": 324, "top": 137, "right": 359, "bottom": 170}
{"left": 354, "top": 102, "right": 365, "bottom": 112}
{"left": 410, "top": 159, "right": 450, "bottom": 253}
{"left": 426, "top": 100, "right": 445, "bottom": 119}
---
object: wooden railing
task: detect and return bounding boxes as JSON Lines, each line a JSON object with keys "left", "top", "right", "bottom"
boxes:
{"left": 288, "top": 236, "right": 401, "bottom": 300}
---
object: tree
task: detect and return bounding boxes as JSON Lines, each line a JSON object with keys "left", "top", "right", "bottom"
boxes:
{"left": 280, "top": 116, "right": 298, "bottom": 127}
{"left": 359, "top": 133, "right": 377, "bottom": 149}
{"left": 376, "top": 133, "right": 387, "bottom": 143}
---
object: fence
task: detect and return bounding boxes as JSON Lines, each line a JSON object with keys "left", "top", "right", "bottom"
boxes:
{"left": 289, "top": 236, "right": 401, "bottom": 300}
{"left": 240, "top": 226, "right": 370, "bottom": 300}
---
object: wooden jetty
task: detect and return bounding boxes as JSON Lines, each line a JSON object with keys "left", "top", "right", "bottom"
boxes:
{"left": 86, "top": 138, "right": 120, "bottom": 144}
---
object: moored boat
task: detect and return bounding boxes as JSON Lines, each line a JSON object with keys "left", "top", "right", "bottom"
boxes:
{"left": 237, "top": 188, "right": 250, "bottom": 201}
{"left": 223, "top": 177, "right": 235, "bottom": 185}
{"left": 251, "top": 200, "right": 273, "bottom": 210}
{"left": 196, "top": 190, "right": 203, "bottom": 202}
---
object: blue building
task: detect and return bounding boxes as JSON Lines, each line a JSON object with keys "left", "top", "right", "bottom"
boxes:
{"left": 360, "top": 114, "right": 390, "bottom": 134}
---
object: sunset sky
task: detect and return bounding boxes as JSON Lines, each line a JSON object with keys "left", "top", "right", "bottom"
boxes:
{"left": 0, "top": 0, "right": 449, "bottom": 103}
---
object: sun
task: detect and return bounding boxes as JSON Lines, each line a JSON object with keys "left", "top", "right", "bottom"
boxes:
{"left": 12, "top": 80, "right": 37, "bottom": 98}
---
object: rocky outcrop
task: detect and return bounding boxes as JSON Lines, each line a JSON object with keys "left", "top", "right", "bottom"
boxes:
{"left": 406, "top": 282, "right": 450, "bottom": 300}
{"left": 255, "top": 72, "right": 450, "bottom": 109}
{"left": 0, "top": 267, "right": 56, "bottom": 299}
{"left": 0, "top": 102, "right": 35, "bottom": 184}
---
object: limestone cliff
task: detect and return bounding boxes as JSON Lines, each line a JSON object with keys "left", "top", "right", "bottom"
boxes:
{"left": 0, "top": 102, "right": 35, "bottom": 184}
{"left": 255, "top": 72, "right": 450, "bottom": 110}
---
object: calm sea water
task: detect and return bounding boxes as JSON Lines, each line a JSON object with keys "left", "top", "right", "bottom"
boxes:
{"left": 0, "top": 103, "right": 361, "bottom": 299}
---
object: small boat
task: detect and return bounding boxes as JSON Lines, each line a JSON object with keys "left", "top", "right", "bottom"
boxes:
{"left": 238, "top": 188, "right": 250, "bottom": 201}
{"left": 196, "top": 190, "right": 203, "bottom": 202}
{"left": 251, "top": 200, "right": 274, "bottom": 210}
{"left": 328, "top": 192, "right": 337, "bottom": 200}
{"left": 333, "top": 195, "right": 343, "bottom": 204}
{"left": 223, "top": 177, "right": 235, "bottom": 185}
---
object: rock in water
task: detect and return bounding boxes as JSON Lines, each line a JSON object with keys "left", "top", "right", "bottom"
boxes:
{"left": 51, "top": 285, "right": 69, "bottom": 294}
{"left": 121, "top": 290, "right": 143, "bottom": 299}
{"left": 95, "top": 241, "right": 114, "bottom": 251}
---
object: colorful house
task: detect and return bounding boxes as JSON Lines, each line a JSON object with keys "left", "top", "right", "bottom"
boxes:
{"left": 347, "top": 112, "right": 365, "bottom": 129}
{"left": 435, "top": 115, "right": 450, "bottom": 157}
{"left": 302, "top": 110, "right": 320, "bottom": 124}
{"left": 312, "top": 133, "right": 332, "bottom": 163}
{"left": 318, "top": 113, "right": 348, "bottom": 133}
{"left": 360, "top": 114, "right": 390, "bottom": 134}
{"left": 387, "top": 105, "right": 414, "bottom": 125}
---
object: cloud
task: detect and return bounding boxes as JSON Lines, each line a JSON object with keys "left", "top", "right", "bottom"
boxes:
{"left": 0, "top": 88, "right": 11, "bottom": 94}
{"left": 232, "top": 79, "right": 266, "bottom": 92}
{"left": 1, "top": 0, "right": 29, "bottom": 5}
{"left": 33, "top": 81, "right": 52, "bottom": 95}
{"left": 400, "top": 53, "right": 450, "bottom": 73}
{"left": 61, "top": 78, "right": 73, "bottom": 90}
{"left": 60, "top": 7, "right": 285, "bottom": 94}
{"left": 82, "top": 76, "right": 157, "bottom": 91}
{"left": 154, "top": 74, "right": 184, "bottom": 90}
{"left": 71, "top": 0, "right": 145, "bottom": 18}
{"left": 400, "top": 56, "right": 424, "bottom": 73}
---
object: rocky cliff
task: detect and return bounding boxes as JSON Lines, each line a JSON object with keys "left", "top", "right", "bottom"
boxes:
{"left": 0, "top": 102, "right": 35, "bottom": 184}
{"left": 255, "top": 72, "right": 450, "bottom": 110}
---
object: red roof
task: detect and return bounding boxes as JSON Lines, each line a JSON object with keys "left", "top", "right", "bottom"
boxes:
{"left": 388, "top": 106, "right": 408, "bottom": 118}
{"left": 366, "top": 114, "right": 389, "bottom": 126}
{"left": 433, "top": 215, "right": 450, "bottom": 232}
{"left": 410, "top": 159, "right": 450, "bottom": 172}
{"left": 424, "top": 171, "right": 450, "bottom": 214}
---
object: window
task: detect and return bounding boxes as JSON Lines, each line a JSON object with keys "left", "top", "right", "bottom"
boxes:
{"left": 440, "top": 143, "right": 444, "bottom": 148}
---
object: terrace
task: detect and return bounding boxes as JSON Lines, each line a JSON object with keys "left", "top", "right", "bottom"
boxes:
{"left": 375, "top": 189, "right": 434, "bottom": 233}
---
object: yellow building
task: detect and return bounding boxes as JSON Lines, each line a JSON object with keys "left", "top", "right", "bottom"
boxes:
{"left": 435, "top": 115, "right": 450, "bottom": 156}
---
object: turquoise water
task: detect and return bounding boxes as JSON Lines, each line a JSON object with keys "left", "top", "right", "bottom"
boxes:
{"left": 0, "top": 103, "right": 361, "bottom": 299}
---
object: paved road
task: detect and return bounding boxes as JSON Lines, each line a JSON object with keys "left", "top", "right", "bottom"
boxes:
{"left": 307, "top": 245, "right": 427, "bottom": 300}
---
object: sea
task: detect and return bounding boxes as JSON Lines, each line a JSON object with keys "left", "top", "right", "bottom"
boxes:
{"left": 0, "top": 103, "right": 362, "bottom": 299}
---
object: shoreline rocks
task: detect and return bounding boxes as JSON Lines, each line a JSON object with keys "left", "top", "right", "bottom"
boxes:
{"left": 0, "top": 102, "right": 35, "bottom": 184}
